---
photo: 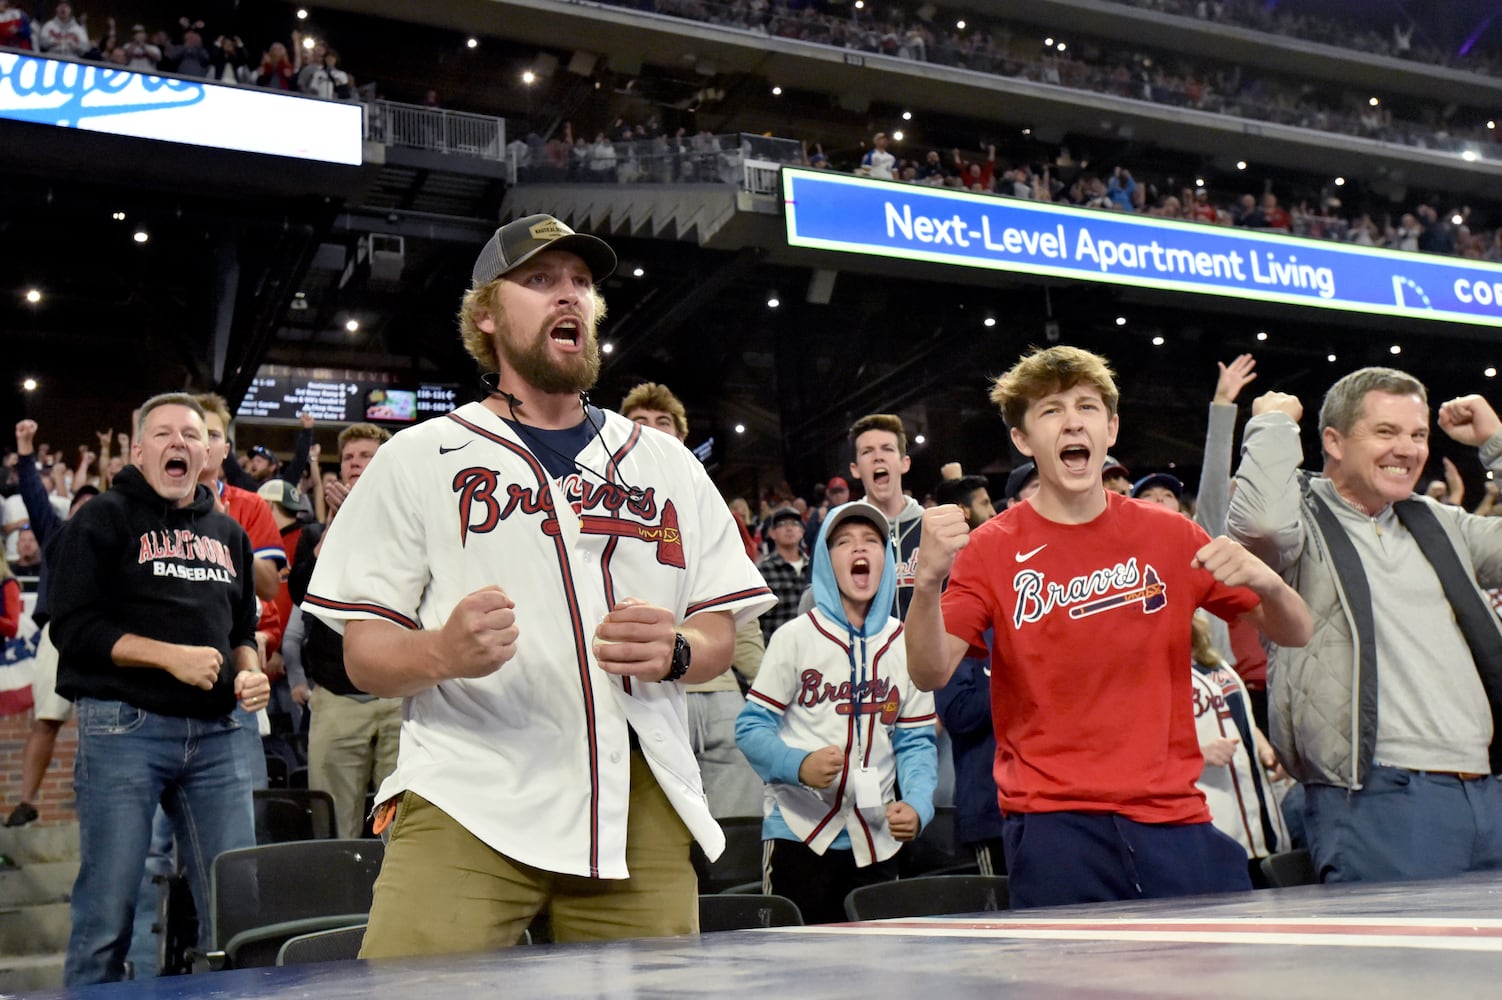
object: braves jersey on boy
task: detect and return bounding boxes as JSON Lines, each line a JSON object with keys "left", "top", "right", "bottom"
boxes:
{"left": 304, "top": 402, "right": 773, "bottom": 879}
{"left": 941, "top": 493, "right": 1259, "bottom": 824}
{"left": 744, "top": 609, "right": 936, "bottom": 866}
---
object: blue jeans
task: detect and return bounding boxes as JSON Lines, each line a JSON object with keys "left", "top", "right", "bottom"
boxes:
{"left": 64, "top": 698, "right": 255, "bottom": 986}
{"left": 232, "top": 705, "right": 270, "bottom": 792}
{"left": 1305, "top": 766, "right": 1502, "bottom": 884}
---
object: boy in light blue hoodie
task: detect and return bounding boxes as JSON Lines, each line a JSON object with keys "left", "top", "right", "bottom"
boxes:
{"left": 736, "top": 501, "right": 937, "bottom": 924}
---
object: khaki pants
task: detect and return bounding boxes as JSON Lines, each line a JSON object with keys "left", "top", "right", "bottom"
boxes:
{"left": 307, "top": 687, "right": 402, "bottom": 839}
{"left": 360, "top": 750, "right": 698, "bottom": 958}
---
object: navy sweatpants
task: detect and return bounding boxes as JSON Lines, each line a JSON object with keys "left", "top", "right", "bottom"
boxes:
{"left": 1002, "top": 811, "right": 1252, "bottom": 909}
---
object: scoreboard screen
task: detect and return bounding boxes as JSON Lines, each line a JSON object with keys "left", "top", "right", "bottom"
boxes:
{"left": 237, "top": 366, "right": 461, "bottom": 425}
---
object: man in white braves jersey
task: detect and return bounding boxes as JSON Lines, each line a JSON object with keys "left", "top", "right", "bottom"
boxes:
{"left": 303, "top": 214, "right": 774, "bottom": 956}
{"left": 905, "top": 345, "right": 1312, "bottom": 909}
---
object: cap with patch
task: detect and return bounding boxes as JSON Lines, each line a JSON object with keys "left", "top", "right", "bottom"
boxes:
{"left": 1102, "top": 455, "right": 1131, "bottom": 480}
{"left": 1131, "top": 472, "right": 1184, "bottom": 500}
{"left": 822, "top": 500, "right": 890, "bottom": 545}
{"left": 258, "top": 479, "right": 313, "bottom": 520}
{"left": 768, "top": 506, "right": 804, "bottom": 527}
{"left": 472, "top": 214, "right": 617, "bottom": 287}
{"left": 1004, "top": 461, "right": 1038, "bottom": 502}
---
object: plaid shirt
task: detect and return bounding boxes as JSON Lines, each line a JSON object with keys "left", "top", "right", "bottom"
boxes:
{"left": 756, "top": 550, "right": 812, "bottom": 642}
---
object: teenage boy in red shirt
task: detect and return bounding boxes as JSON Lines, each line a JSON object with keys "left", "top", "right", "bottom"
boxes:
{"left": 905, "top": 345, "right": 1312, "bottom": 908}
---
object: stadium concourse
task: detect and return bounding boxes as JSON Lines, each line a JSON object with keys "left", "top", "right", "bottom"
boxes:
{"left": 29, "top": 872, "right": 1502, "bottom": 999}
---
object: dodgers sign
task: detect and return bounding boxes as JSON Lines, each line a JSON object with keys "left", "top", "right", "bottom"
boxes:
{"left": 0, "top": 51, "right": 363, "bottom": 166}
{"left": 782, "top": 168, "right": 1502, "bottom": 328}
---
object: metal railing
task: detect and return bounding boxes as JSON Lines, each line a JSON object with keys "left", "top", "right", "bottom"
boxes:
{"left": 364, "top": 100, "right": 506, "bottom": 161}
{"left": 508, "top": 132, "right": 801, "bottom": 193}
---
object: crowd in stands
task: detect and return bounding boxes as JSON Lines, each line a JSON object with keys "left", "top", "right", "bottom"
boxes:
{"left": 1115, "top": 0, "right": 1502, "bottom": 77}
{"left": 0, "top": 3, "right": 359, "bottom": 99}
{"left": 7, "top": 2, "right": 1500, "bottom": 259}
{"left": 604, "top": 0, "right": 1499, "bottom": 156}
{"left": 518, "top": 107, "right": 1501, "bottom": 265}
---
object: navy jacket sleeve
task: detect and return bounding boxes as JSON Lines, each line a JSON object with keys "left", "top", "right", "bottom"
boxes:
{"left": 935, "top": 657, "right": 993, "bottom": 737}
{"left": 17, "top": 458, "right": 63, "bottom": 545}
{"left": 280, "top": 427, "right": 314, "bottom": 487}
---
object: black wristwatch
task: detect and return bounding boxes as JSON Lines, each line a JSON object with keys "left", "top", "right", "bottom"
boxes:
{"left": 662, "top": 632, "right": 691, "bottom": 682}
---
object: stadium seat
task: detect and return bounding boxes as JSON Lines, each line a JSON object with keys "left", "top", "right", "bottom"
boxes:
{"left": 276, "top": 923, "right": 368, "bottom": 966}
{"left": 696, "top": 816, "right": 764, "bottom": 894}
{"left": 1259, "top": 848, "right": 1320, "bottom": 887}
{"left": 699, "top": 893, "right": 804, "bottom": 932}
{"left": 203, "top": 839, "right": 384, "bottom": 969}
{"left": 253, "top": 788, "right": 339, "bottom": 844}
{"left": 843, "top": 874, "right": 1010, "bottom": 921}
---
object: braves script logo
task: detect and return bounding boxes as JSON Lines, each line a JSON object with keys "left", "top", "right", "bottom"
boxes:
{"left": 1193, "top": 665, "right": 1239, "bottom": 720}
{"left": 452, "top": 468, "right": 684, "bottom": 567}
{"left": 0, "top": 52, "right": 207, "bottom": 126}
{"left": 1012, "top": 557, "right": 1167, "bottom": 628}
{"left": 797, "top": 669, "right": 899, "bottom": 723}
{"left": 136, "top": 529, "right": 239, "bottom": 583}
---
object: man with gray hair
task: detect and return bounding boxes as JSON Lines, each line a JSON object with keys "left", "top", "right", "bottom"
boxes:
{"left": 1228, "top": 367, "right": 1502, "bottom": 885}
{"left": 47, "top": 393, "right": 267, "bottom": 984}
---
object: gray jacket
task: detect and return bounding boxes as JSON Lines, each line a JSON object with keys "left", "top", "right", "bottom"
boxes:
{"left": 1227, "top": 411, "right": 1502, "bottom": 787}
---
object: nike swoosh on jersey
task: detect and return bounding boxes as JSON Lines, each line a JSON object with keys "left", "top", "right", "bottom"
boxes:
{"left": 438, "top": 442, "right": 472, "bottom": 454}
{"left": 1015, "top": 544, "right": 1048, "bottom": 563}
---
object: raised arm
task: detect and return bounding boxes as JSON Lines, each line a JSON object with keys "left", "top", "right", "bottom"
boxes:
{"left": 1197, "top": 354, "right": 1257, "bottom": 538}
{"left": 904, "top": 505, "right": 974, "bottom": 691}
{"left": 1227, "top": 391, "right": 1308, "bottom": 574}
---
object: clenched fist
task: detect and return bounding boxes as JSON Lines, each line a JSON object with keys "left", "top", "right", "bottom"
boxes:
{"left": 1193, "top": 536, "right": 1278, "bottom": 592}
{"left": 915, "top": 504, "right": 970, "bottom": 588}
{"left": 1251, "top": 391, "right": 1302, "bottom": 423}
{"left": 886, "top": 801, "right": 919, "bottom": 841}
{"left": 167, "top": 645, "right": 223, "bottom": 690}
{"left": 798, "top": 746, "right": 845, "bottom": 789}
{"left": 438, "top": 585, "right": 519, "bottom": 680}
{"left": 235, "top": 669, "right": 271, "bottom": 712}
{"left": 1439, "top": 394, "right": 1502, "bottom": 447}
{"left": 593, "top": 597, "right": 677, "bottom": 680}
{"left": 1201, "top": 736, "right": 1239, "bottom": 767}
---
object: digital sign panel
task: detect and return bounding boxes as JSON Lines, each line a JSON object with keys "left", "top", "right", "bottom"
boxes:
{"left": 782, "top": 168, "right": 1502, "bottom": 328}
{"left": 0, "top": 51, "right": 363, "bottom": 165}
{"left": 237, "top": 367, "right": 459, "bottom": 425}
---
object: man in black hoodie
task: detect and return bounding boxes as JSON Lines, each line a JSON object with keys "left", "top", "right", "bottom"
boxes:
{"left": 46, "top": 393, "right": 268, "bottom": 986}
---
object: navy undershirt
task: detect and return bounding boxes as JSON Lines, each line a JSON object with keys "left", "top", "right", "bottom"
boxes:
{"left": 502, "top": 405, "right": 608, "bottom": 479}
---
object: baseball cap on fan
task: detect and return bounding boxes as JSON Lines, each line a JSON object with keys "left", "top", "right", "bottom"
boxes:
{"left": 471, "top": 214, "right": 617, "bottom": 286}
{"left": 822, "top": 500, "right": 890, "bottom": 545}
{"left": 258, "top": 479, "right": 314, "bottom": 521}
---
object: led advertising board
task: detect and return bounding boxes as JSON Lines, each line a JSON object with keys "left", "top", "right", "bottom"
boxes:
{"left": 0, "top": 51, "right": 363, "bottom": 165}
{"left": 783, "top": 168, "right": 1502, "bottom": 328}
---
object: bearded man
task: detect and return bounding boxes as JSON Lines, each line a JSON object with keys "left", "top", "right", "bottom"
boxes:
{"left": 303, "top": 215, "right": 773, "bottom": 956}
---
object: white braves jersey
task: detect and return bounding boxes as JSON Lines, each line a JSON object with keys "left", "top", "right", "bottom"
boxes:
{"left": 1192, "top": 659, "right": 1289, "bottom": 859}
{"left": 304, "top": 401, "right": 774, "bottom": 879}
{"left": 746, "top": 609, "right": 935, "bottom": 866}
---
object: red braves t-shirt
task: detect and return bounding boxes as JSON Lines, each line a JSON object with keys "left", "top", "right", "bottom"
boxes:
{"left": 941, "top": 492, "right": 1259, "bottom": 824}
